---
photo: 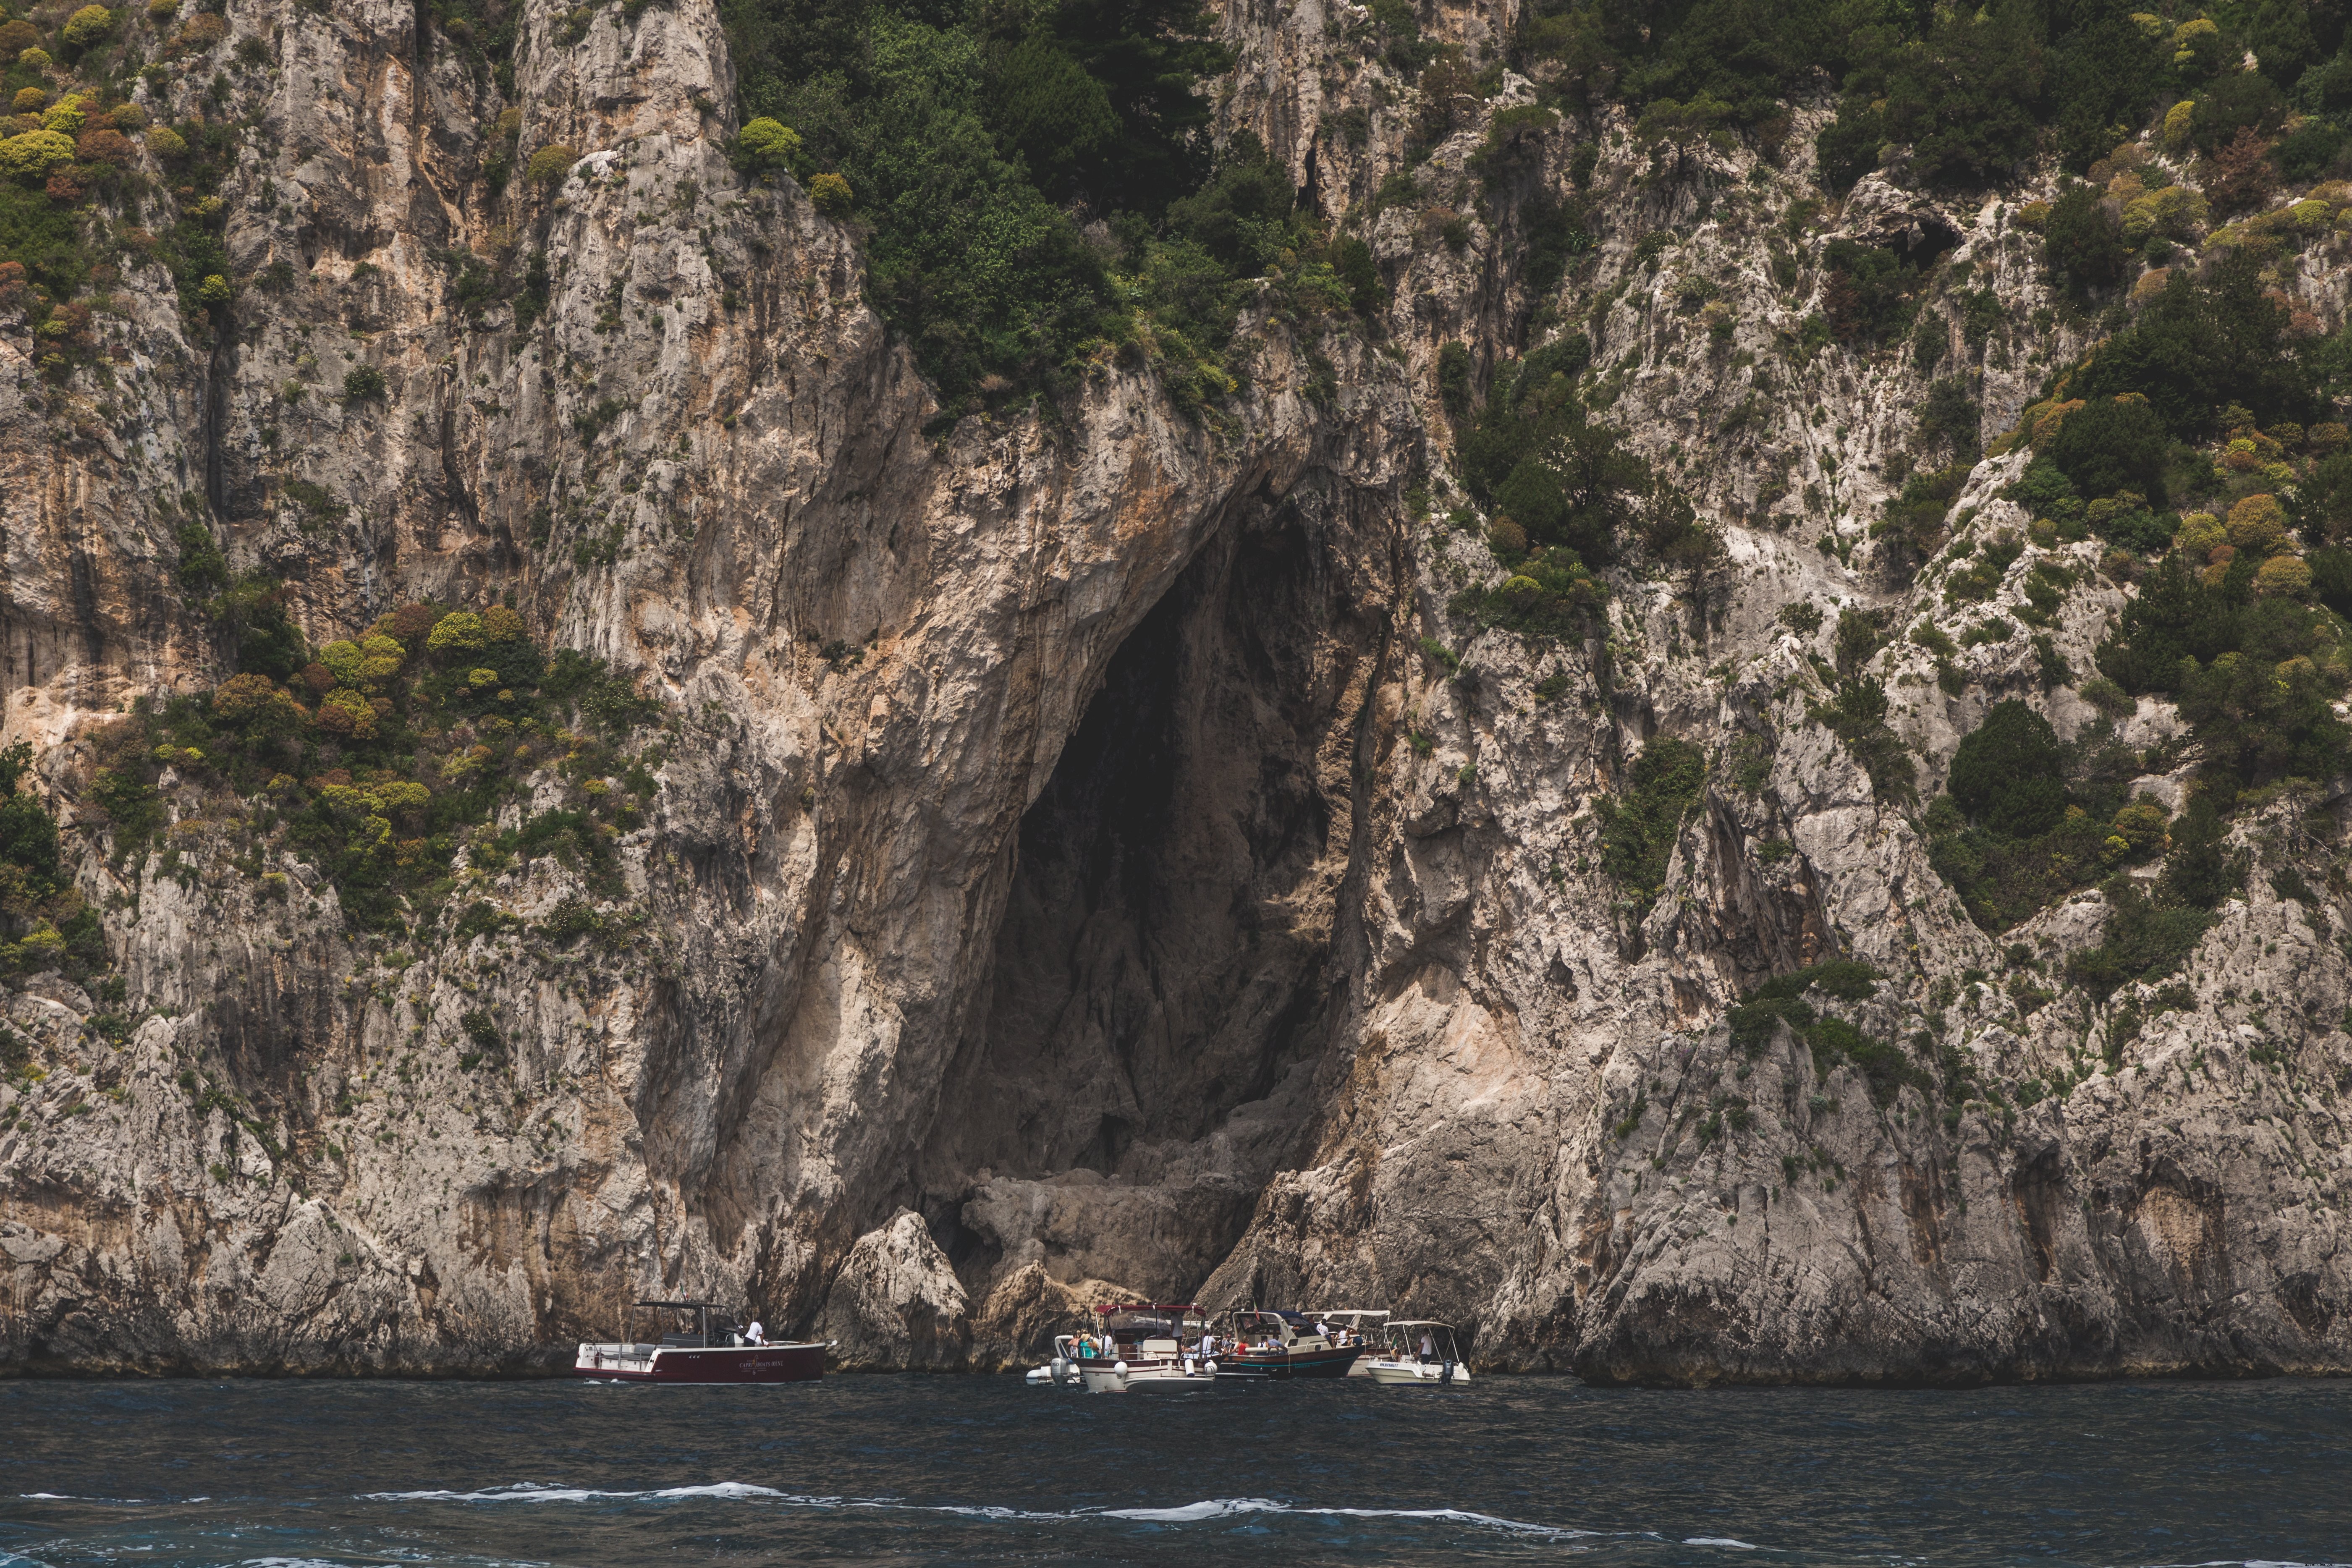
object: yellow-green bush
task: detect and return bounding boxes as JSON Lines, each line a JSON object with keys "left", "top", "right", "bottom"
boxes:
{"left": 2226, "top": 493, "right": 2287, "bottom": 553}
{"left": 524, "top": 143, "right": 576, "bottom": 185}
{"left": 2175, "top": 511, "right": 2224, "bottom": 555}
{"left": 807, "top": 170, "right": 851, "bottom": 216}
{"left": 60, "top": 6, "right": 115, "bottom": 47}
{"left": 0, "top": 128, "right": 75, "bottom": 176}
{"left": 2256, "top": 553, "right": 2313, "bottom": 596}
{"left": 2121, "top": 184, "right": 2207, "bottom": 243}
{"left": 2162, "top": 98, "right": 2195, "bottom": 151}
{"left": 736, "top": 116, "right": 799, "bottom": 172}
{"left": 427, "top": 611, "right": 488, "bottom": 654}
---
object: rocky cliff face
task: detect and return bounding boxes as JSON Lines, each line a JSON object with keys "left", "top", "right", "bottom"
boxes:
{"left": 3, "top": 0, "right": 2350, "bottom": 1383}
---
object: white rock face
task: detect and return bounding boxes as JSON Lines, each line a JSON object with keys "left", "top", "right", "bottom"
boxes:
{"left": 817, "top": 1210, "right": 970, "bottom": 1370}
{"left": 2, "top": 0, "right": 2349, "bottom": 1385}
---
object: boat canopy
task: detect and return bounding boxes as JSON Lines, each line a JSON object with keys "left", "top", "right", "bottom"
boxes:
{"left": 1094, "top": 1302, "right": 1201, "bottom": 1314}
{"left": 632, "top": 1299, "right": 732, "bottom": 1309}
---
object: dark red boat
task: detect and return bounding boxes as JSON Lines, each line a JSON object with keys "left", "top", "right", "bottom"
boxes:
{"left": 572, "top": 1300, "right": 828, "bottom": 1384}
{"left": 1211, "top": 1308, "right": 1366, "bottom": 1379}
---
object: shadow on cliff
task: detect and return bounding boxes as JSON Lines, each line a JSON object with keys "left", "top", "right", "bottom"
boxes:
{"left": 918, "top": 478, "right": 1401, "bottom": 1322}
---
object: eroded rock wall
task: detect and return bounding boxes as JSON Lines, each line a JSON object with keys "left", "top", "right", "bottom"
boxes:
{"left": 3, "top": 0, "right": 2350, "bottom": 1383}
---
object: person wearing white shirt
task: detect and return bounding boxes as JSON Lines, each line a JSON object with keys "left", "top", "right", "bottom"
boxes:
{"left": 746, "top": 1319, "right": 765, "bottom": 1345}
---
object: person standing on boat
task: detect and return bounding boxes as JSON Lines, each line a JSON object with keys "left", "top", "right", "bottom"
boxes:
{"left": 1420, "top": 1330, "right": 1436, "bottom": 1363}
{"left": 746, "top": 1319, "right": 765, "bottom": 1345}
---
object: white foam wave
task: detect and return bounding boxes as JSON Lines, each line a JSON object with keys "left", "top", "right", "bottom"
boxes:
{"left": 358, "top": 1484, "right": 1583, "bottom": 1537}
{"left": 1683, "top": 1538, "right": 1760, "bottom": 1550}
{"left": 1099, "top": 1498, "right": 1582, "bottom": 1535}
{"left": 364, "top": 1482, "right": 808, "bottom": 1505}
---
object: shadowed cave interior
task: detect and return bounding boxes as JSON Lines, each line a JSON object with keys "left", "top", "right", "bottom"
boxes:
{"left": 917, "top": 506, "right": 1379, "bottom": 1296}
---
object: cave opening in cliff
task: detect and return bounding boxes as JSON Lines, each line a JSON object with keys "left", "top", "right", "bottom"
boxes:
{"left": 922, "top": 499, "right": 1383, "bottom": 1282}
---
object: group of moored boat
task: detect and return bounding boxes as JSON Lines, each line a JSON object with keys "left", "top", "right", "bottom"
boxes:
{"left": 569, "top": 1299, "right": 1470, "bottom": 1390}
{"left": 1022, "top": 1303, "right": 1470, "bottom": 1393}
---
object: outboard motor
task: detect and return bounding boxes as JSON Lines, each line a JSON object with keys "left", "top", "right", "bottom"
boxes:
{"left": 1050, "top": 1356, "right": 1071, "bottom": 1385}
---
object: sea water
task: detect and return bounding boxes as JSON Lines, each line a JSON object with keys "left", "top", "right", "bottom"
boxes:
{"left": 3, "top": 1374, "right": 2347, "bottom": 1566}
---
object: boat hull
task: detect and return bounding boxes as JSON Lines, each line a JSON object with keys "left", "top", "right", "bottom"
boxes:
{"left": 572, "top": 1342, "right": 826, "bottom": 1383}
{"left": 1080, "top": 1364, "right": 1220, "bottom": 1393}
{"left": 1214, "top": 1344, "right": 1362, "bottom": 1380}
{"left": 1363, "top": 1359, "right": 1471, "bottom": 1386}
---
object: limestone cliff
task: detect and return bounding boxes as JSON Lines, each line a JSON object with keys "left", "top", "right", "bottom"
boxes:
{"left": 3, "top": 0, "right": 2349, "bottom": 1384}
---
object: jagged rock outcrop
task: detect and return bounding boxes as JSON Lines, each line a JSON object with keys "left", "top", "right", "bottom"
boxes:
{"left": 3, "top": 0, "right": 2350, "bottom": 1385}
{"left": 817, "top": 1209, "right": 970, "bottom": 1370}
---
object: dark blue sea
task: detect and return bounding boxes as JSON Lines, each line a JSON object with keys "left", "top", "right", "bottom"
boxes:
{"left": 3, "top": 1374, "right": 2348, "bottom": 1566}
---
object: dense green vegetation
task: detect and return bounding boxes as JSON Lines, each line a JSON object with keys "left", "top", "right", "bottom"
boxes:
{"left": 0, "top": 0, "right": 257, "bottom": 376}
{"left": 1453, "top": 330, "right": 1717, "bottom": 591}
{"left": 1922, "top": 699, "right": 2171, "bottom": 931}
{"left": 1597, "top": 736, "right": 1706, "bottom": 910}
{"left": 1725, "top": 959, "right": 1931, "bottom": 1105}
{"left": 2095, "top": 552, "right": 2352, "bottom": 788}
{"left": 715, "top": 0, "right": 1391, "bottom": 408}
{"left": 1509, "top": 0, "right": 2349, "bottom": 188}
{"left": 0, "top": 741, "right": 105, "bottom": 982}
{"left": 88, "top": 604, "right": 665, "bottom": 936}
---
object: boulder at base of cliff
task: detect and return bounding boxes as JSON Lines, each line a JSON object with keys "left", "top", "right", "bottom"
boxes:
{"left": 968, "top": 1261, "right": 1140, "bottom": 1371}
{"left": 816, "top": 1210, "right": 971, "bottom": 1370}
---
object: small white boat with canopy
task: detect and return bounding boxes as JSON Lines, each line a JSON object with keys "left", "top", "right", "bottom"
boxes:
{"left": 1359, "top": 1319, "right": 1471, "bottom": 1386}
{"left": 1307, "top": 1308, "right": 1390, "bottom": 1377}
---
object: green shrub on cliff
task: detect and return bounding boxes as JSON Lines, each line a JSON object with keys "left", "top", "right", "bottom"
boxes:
{"left": 0, "top": 742, "right": 104, "bottom": 981}
{"left": 1597, "top": 736, "right": 1705, "bottom": 910}
{"left": 722, "top": 0, "right": 1341, "bottom": 408}
{"left": 92, "top": 605, "right": 665, "bottom": 933}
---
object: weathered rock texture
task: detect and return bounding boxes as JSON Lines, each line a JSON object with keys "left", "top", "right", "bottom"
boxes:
{"left": 4, "top": 0, "right": 2351, "bottom": 1383}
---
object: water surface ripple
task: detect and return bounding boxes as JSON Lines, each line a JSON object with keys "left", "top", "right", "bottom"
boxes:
{"left": 3, "top": 1375, "right": 2347, "bottom": 1565}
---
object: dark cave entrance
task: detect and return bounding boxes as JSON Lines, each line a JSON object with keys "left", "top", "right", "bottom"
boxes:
{"left": 922, "top": 504, "right": 1386, "bottom": 1259}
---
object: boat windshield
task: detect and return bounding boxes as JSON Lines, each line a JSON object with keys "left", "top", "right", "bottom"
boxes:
{"left": 1381, "top": 1321, "right": 1460, "bottom": 1361}
{"left": 627, "top": 1301, "right": 742, "bottom": 1348}
{"left": 1226, "top": 1309, "right": 1305, "bottom": 1349}
{"left": 1084, "top": 1304, "right": 1207, "bottom": 1355}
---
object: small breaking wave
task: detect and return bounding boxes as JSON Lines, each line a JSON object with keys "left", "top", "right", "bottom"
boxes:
{"left": 359, "top": 1484, "right": 1592, "bottom": 1538}
{"left": 364, "top": 1482, "right": 808, "bottom": 1505}
{"left": 1097, "top": 1499, "right": 1587, "bottom": 1536}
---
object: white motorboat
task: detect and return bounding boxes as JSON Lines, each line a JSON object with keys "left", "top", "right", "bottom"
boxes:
{"left": 1359, "top": 1320, "right": 1472, "bottom": 1386}
{"left": 1083, "top": 1356, "right": 1223, "bottom": 1392}
{"left": 1308, "top": 1308, "right": 1391, "bottom": 1377}
{"left": 1027, "top": 1302, "right": 1218, "bottom": 1392}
